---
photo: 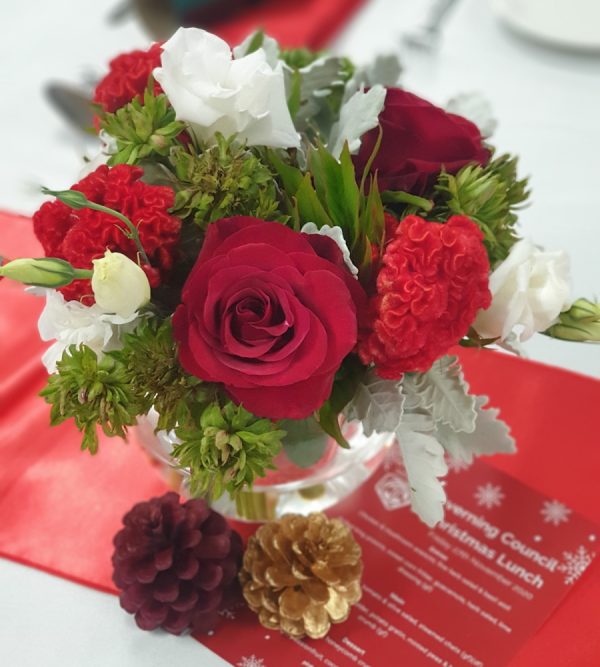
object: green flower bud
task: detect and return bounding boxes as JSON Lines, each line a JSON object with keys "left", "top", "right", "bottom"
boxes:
{"left": 545, "top": 298, "right": 600, "bottom": 343}
{"left": 0, "top": 257, "right": 91, "bottom": 287}
{"left": 41, "top": 187, "right": 90, "bottom": 210}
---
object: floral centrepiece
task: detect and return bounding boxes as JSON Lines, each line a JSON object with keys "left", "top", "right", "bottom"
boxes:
{"left": 2, "top": 25, "right": 598, "bottom": 641}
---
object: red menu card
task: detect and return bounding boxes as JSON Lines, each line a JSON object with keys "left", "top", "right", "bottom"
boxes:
{"left": 201, "top": 454, "right": 598, "bottom": 667}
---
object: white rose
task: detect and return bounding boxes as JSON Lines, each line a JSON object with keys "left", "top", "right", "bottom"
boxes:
{"left": 474, "top": 239, "right": 571, "bottom": 342}
{"left": 91, "top": 250, "right": 151, "bottom": 317}
{"left": 154, "top": 28, "right": 300, "bottom": 149}
{"left": 37, "top": 289, "right": 140, "bottom": 373}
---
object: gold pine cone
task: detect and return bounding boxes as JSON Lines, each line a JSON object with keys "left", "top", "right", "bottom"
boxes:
{"left": 239, "top": 513, "right": 363, "bottom": 640}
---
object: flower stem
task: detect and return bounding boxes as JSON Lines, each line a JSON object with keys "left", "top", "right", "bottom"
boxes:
{"left": 41, "top": 187, "right": 151, "bottom": 266}
{"left": 89, "top": 203, "right": 151, "bottom": 266}
{"left": 73, "top": 268, "right": 93, "bottom": 279}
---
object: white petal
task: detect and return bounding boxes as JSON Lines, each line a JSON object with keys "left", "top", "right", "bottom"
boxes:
{"left": 36, "top": 289, "right": 141, "bottom": 373}
{"left": 155, "top": 27, "right": 299, "bottom": 149}
{"left": 300, "top": 223, "right": 358, "bottom": 276}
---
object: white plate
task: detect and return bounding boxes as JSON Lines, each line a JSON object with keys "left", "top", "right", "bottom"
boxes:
{"left": 491, "top": 0, "right": 600, "bottom": 52}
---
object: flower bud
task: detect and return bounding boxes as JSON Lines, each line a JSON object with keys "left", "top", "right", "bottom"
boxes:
{"left": 0, "top": 257, "right": 85, "bottom": 287}
{"left": 91, "top": 250, "right": 150, "bottom": 317}
{"left": 545, "top": 298, "right": 600, "bottom": 343}
{"left": 41, "top": 187, "right": 91, "bottom": 210}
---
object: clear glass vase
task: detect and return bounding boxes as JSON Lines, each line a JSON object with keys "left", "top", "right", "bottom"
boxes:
{"left": 135, "top": 411, "right": 395, "bottom": 522}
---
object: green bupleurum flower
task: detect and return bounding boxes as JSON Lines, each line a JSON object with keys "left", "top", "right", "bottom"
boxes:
{"left": 40, "top": 345, "right": 140, "bottom": 454}
{"left": 173, "top": 401, "right": 286, "bottom": 500}
{"left": 112, "top": 318, "right": 212, "bottom": 432}
{"left": 431, "top": 153, "right": 530, "bottom": 266}
{"left": 101, "top": 87, "right": 185, "bottom": 166}
{"left": 168, "top": 134, "right": 281, "bottom": 228}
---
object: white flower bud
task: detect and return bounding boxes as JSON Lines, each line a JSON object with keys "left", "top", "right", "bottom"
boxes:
{"left": 91, "top": 250, "right": 150, "bottom": 317}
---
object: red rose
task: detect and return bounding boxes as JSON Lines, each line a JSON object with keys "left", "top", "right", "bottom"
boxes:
{"left": 33, "top": 164, "right": 181, "bottom": 303}
{"left": 94, "top": 43, "right": 163, "bottom": 113}
{"left": 173, "top": 217, "right": 367, "bottom": 420}
{"left": 359, "top": 215, "right": 491, "bottom": 376}
{"left": 354, "top": 88, "right": 490, "bottom": 196}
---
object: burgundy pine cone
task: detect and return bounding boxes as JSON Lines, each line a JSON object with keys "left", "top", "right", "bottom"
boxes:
{"left": 112, "top": 492, "right": 242, "bottom": 635}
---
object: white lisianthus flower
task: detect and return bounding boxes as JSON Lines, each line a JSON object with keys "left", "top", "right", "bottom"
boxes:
{"left": 91, "top": 250, "right": 151, "bottom": 317}
{"left": 474, "top": 239, "right": 571, "bottom": 342}
{"left": 37, "top": 290, "right": 140, "bottom": 373}
{"left": 301, "top": 222, "right": 358, "bottom": 276}
{"left": 154, "top": 28, "right": 300, "bottom": 149}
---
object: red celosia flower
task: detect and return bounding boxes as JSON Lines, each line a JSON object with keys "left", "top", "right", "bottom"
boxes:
{"left": 33, "top": 164, "right": 181, "bottom": 303}
{"left": 359, "top": 215, "right": 491, "bottom": 376}
{"left": 94, "top": 43, "right": 163, "bottom": 113}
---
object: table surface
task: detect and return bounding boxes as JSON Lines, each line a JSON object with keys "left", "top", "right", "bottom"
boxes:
{"left": 0, "top": 0, "right": 598, "bottom": 665}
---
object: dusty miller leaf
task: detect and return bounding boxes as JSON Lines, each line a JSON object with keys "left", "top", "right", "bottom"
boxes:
{"left": 437, "top": 396, "right": 516, "bottom": 464}
{"left": 345, "top": 371, "right": 404, "bottom": 436}
{"left": 404, "top": 356, "right": 477, "bottom": 434}
{"left": 345, "top": 54, "right": 402, "bottom": 100}
{"left": 328, "top": 85, "right": 386, "bottom": 158}
{"left": 397, "top": 429, "right": 447, "bottom": 527}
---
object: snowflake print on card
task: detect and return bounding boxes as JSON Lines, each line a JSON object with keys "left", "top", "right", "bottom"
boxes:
{"left": 474, "top": 482, "right": 505, "bottom": 509}
{"left": 237, "top": 656, "right": 266, "bottom": 667}
{"left": 558, "top": 545, "right": 595, "bottom": 585}
{"left": 541, "top": 500, "right": 572, "bottom": 526}
{"left": 446, "top": 456, "right": 472, "bottom": 474}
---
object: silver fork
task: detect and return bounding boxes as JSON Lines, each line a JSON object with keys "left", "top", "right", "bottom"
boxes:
{"left": 402, "top": 0, "right": 460, "bottom": 50}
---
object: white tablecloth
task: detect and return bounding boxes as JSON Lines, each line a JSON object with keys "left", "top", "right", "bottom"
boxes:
{"left": 0, "top": 1, "right": 598, "bottom": 665}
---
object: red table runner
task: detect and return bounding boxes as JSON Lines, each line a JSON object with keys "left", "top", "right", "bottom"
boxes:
{"left": 1, "top": 211, "right": 599, "bottom": 665}
{"left": 197, "top": 0, "right": 366, "bottom": 50}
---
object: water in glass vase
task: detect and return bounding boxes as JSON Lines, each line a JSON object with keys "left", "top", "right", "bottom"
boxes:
{"left": 135, "top": 411, "right": 394, "bottom": 522}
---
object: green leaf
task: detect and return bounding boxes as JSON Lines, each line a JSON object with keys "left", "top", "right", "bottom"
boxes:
{"left": 381, "top": 190, "right": 434, "bottom": 212}
{"left": 309, "top": 142, "right": 359, "bottom": 240}
{"left": 287, "top": 68, "right": 302, "bottom": 118}
{"left": 245, "top": 29, "right": 265, "bottom": 55}
{"left": 280, "top": 417, "right": 329, "bottom": 468}
{"left": 266, "top": 149, "right": 304, "bottom": 193}
{"left": 317, "top": 401, "right": 349, "bottom": 448}
{"left": 295, "top": 173, "right": 333, "bottom": 228}
{"left": 359, "top": 125, "right": 382, "bottom": 195}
